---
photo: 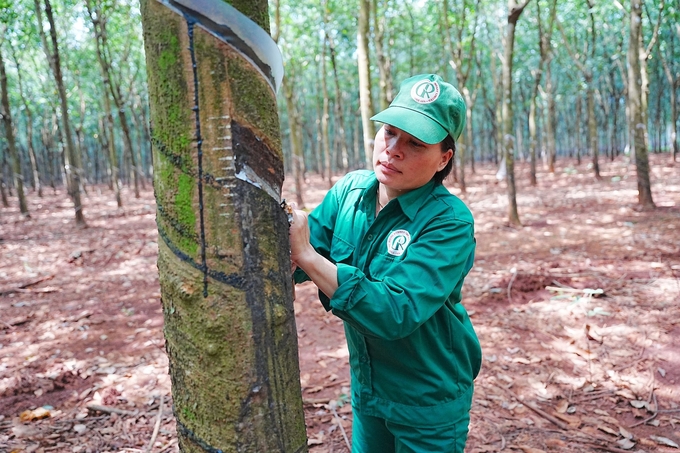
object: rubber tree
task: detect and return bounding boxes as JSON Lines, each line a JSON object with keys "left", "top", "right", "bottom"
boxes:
{"left": 34, "top": 0, "right": 86, "bottom": 225}
{"left": 628, "top": 0, "right": 655, "bottom": 209}
{"left": 0, "top": 42, "right": 30, "bottom": 216}
{"left": 140, "top": 0, "right": 307, "bottom": 451}
{"left": 358, "top": 0, "right": 375, "bottom": 168}
{"left": 85, "top": 0, "right": 122, "bottom": 207}
{"left": 528, "top": 0, "right": 557, "bottom": 186}
{"left": 441, "top": 0, "right": 481, "bottom": 193}
{"left": 502, "top": 0, "right": 531, "bottom": 227}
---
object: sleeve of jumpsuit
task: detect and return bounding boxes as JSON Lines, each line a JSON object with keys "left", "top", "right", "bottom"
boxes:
{"left": 330, "top": 216, "right": 475, "bottom": 341}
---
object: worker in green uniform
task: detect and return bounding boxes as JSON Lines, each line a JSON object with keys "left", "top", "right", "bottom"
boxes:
{"left": 289, "top": 74, "right": 481, "bottom": 453}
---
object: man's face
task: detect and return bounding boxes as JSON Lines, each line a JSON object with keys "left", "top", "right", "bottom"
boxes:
{"left": 373, "top": 125, "right": 452, "bottom": 195}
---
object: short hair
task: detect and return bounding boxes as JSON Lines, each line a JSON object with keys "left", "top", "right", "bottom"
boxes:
{"left": 432, "top": 135, "right": 456, "bottom": 185}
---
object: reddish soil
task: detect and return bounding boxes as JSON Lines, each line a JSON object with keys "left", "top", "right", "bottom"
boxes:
{"left": 1, "top": 154, "right": 679, "bottom": 453}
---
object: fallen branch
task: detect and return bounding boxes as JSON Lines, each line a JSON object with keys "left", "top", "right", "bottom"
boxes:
{"left": 329, "top": 402, "right": 351, "bottom": 452}
{"left": 580, "top": 442, "right": 635, "bottom": 453}
{"left": 146, "top": 395, "right": 164, "bottom": 453}
{"left": 0, "top": 275, "right": 55, "bottom": 296}
{"left": 628, "top": 391, "right": 658, "bottom": 429}
{"left": 86, "top": 404, "right": 138, "bottom": 416}
{"left": 504, "top": 388, "right": 570, "bottom": 430}
{"left": 545, "top": 286, "right": 604, "bottom": 296}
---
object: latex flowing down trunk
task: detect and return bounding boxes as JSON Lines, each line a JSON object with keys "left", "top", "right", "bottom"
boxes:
{"left": 140, "top": 1, "right": 307, "bottom": 451}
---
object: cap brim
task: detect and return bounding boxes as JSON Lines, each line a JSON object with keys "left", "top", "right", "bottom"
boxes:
{"left": 371, "top": 106, "right": 448, "bottom": 145}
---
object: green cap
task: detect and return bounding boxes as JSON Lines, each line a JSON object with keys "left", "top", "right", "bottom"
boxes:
{"left": 370, "top": 74, "right": 466, "bottom": 144}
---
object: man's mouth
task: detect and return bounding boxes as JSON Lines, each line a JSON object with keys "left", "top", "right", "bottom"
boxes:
{"left": 380, "top": 162, "right": 401, "bottom": 173}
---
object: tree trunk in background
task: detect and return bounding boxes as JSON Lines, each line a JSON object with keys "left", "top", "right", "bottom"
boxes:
{"left": 628, "top": 0, "right": 655, "bottom": 209}
{"left": 97, "top": 7, "right": 141, "bottom": 198}
{"left": 320, "top": 34, "right": 332, "bottom": 185}
{"left": 140, "top": 0, "right": 307, "bottom": 451}
{"left": 283, "top": 77, "right": 305, "bottom": 208}
{"left": 586, "top": 73, "right": 600, "bottom": 179}
{"left": 0, "top": 46, "right": 30, "bottom": 217}
{"left": 529, "top": 91, "right": 538, "bottom": 185}
{"left": 585, "top": 0, "right": 601, "bottom": 180}
{"left": 35, "top": 0, "right": 86, "bottom": 226}
{"left": 358, "top": 0, "right": 375, "bottom": 168}
{"left": 545, "top": 62, "right": 556, "bottom": 173}
{"left": 372, "top": 0, "right": 393, "bottom": 111}
{"left": 10, "top": 45, "right": 42, "bottom": 198}
{"left": 662, "top": 55, "right": 678, "bottom": 162}
{"left": 326, "top": 27, "right": 349, "bottom": 173}
{"left": 575, "top": 96, "right": 582, "bottom": 165}
{"left": 502, "top": 0, "right": 530, "bottom": 227}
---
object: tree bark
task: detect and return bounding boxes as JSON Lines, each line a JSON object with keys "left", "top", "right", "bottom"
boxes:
{"left": 628, "top": 0, "right": 655, "bottom": 209}
{"left": 502, "top": 0, "right": 530, "bottom": 227}
{"left": 357, "top": 0, "right": 375, "bottom": 168}
{"left": 283, "top": 77, "right": 305, "bottom": 208}
{"left": 34, "top": 0, "right": 86, "bottom": 226}
{"left": 319, "top": 30, "right": 332, "bottom": 185}
{"left": 0, "top": 46, "right": 29, "bottom": 217}
{"left": 324, "top": 5, "right": 349, "bottom": 173}
{"left": 140, "top": 1, "right": 307, "bottom": 451}
{"left": 9, "top": 44, "right": 42, "bottom": 197}
{"left": 372, "top": 0, "right": 393, "bottom": 111}
{"left": 662, "top": 57, "right": 678, "bottom": 162}
{"left": 91, "top": 0, "right": 140, "bottom": 199}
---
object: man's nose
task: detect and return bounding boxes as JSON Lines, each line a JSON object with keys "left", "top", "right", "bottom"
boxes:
{"left": 385, "top": 139, "right": 403, "bottom": 158}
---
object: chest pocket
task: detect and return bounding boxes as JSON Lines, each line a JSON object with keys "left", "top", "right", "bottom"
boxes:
{"left": 330, "top": 236, "right": 355, "bottom": 266}
{"left": 367, "top": 250, "right": 399, "bottom": 280}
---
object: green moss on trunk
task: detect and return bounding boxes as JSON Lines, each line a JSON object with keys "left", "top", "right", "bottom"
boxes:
{"left": 141, "top": 0, "right": 307, "bottom": 451}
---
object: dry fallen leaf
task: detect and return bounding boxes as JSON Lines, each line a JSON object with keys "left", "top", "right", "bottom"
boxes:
{"left": 619, "top": 426, "right": 633, "bottom": 439}
{"left": 19, "top": 407, "right": 51, "bottom": 422}
{"left": 545, "top": 438, "right": 566, "bottom": 449}
{"left": 630, "top": 400, "right": 647, "bottom": 409}
{"left": 555, "top": 399, "right": 569, "bottom": 414}
{"left": 307, "top": 432, "right": 324, "bottom": 446}
{"left": 519, "top": 446, "right": 547, "bottom": 453}
{"left": 597, "top": 424, "right": 618, "bottom": 436}
{"left": 617, "top": 438, "right": 636, "bottom": 450}
{"left": 649, "top": 435, "right": 679, "bottom": 448}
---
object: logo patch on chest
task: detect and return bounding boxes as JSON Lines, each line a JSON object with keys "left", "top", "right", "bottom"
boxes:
{"left": 387, "top": 230, "right": 411, "bottom": 256}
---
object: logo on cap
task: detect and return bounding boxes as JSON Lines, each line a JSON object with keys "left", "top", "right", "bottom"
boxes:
{"left": 387, "top": 229, "right": 411, "bottom": 256}
{"left": 410, "top": 80, "right": 440, "bottom": 104}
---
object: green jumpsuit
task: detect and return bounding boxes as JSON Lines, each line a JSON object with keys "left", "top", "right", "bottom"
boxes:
{"left": 295, "top": 170, "right": 482, "bottom": 452}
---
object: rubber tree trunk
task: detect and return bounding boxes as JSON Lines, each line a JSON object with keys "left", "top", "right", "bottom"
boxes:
{"left": 86, "top": 0, "right": 122, "bottom": 206}
{"left": 628, "top": 0, "right": 655, "bottom": 209}
{"left": 10, "top": 47, "right": 42, "bottom": 198}
{"left": 320, "top": 37, "right": 332, "bottom": 184}
{"left": 283, "top": 76, "right": 305, "bottom": 208}
{"left": 0, "top": 47, "right": 29, "bottom": 217}
{"left": 140, "top": 1, "right": 307, "bottom": 451}
{"left": 35, "top": 0, "right": 86, "bottom": 226}
{"left": 358, "top": 0, "right": 375, "bottom": 168}
{"left": 502, "top": 0, "right": 530, "bottom": 227}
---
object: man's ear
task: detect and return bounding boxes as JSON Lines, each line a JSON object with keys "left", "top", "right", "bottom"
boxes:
{"left": 439, "top": 149, "right": 454, "bottom": 171}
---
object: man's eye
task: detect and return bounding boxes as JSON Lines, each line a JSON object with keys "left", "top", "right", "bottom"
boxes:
{"left": 384, "top": 128, "right": 395, "bottom": 136}
{"left": 410, "top": 140, "right": 424, "bottom": 148}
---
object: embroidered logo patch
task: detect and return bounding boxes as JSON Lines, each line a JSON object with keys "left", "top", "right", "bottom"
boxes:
{"left": 410, "top": 80, "right": 440, "bottom": 104}
{"left": 387, "top": 230, "right": 411, "bottom": 256}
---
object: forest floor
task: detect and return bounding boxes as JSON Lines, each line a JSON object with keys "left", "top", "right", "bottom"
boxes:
{"left": 1, "top": 153, "right": 679, "bottom": 453}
